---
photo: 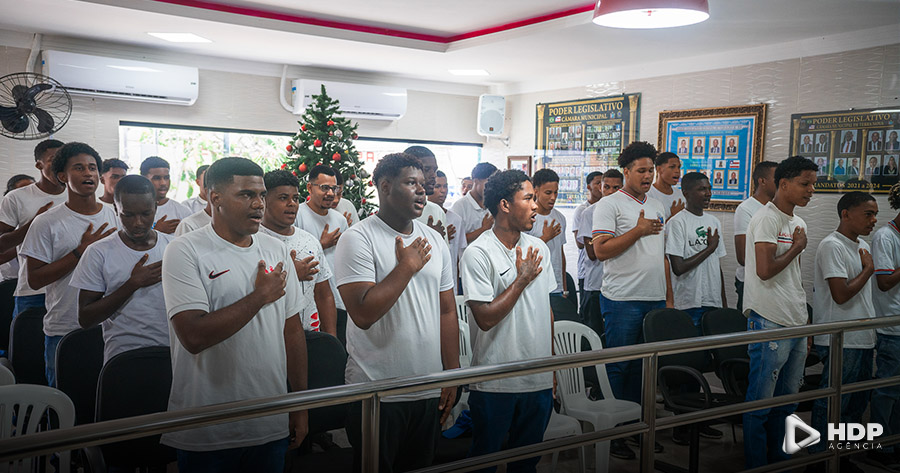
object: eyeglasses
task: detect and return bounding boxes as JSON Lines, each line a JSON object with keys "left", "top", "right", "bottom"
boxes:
{"left": 311, "top": 184, "right": 340, "bottom": 194}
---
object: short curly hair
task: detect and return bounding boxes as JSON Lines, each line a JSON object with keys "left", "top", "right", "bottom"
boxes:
{"left": 774, "top": 156, "right": 818, "bottom": 186}
{"left": 618, "top": 141, "right": 658, "bottom": 169}
{"left": 140, "top": 156, "right": 169, "bottom": 176}
{"left": 484, "top": 169, "right": 530, "bottom": 216}
{"left": 264, "top": 170, "right": 299, "bottom": 191}
{"left": 531, "top": 168, "right": 559, "bottom": 189}
{"left": 52, "top": 142, "right": 102, "bottom": 176}
{"left": 373, "top": 153, "right": 423, "bottom": 185}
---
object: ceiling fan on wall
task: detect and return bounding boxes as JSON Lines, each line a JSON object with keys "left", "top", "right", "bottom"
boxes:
{"left": 0, "top": 72, "right": 72, "bottom": 140}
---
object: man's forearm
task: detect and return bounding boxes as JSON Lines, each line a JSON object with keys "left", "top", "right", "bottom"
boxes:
{"left": 27, "top": 254, "right": 80, "bottom": 289}
{"left": 78, "top": 282, "right": 139, "bottom": 328}
{"left": 0, "top": 224, "right": 30, "bottom": 253}
{"left": 284, "top": 314, "right": 309, "bottom": 392}
{"left": 469, "top": 279, "right": 527, "bottom": 331}
{"left": 313, "top": 281, "right": 338, "bottom": 336}
{"left": 592, "top": 227, "right": 643, "bottom": 261}
{"left": 439, "top": 292, "right": 461, "bottom": 371}
{"left": 171, "top": 292, "right": 266, "bottom": 354}
{"left": 340, "top": 264, "right": 417, "bottom": 329}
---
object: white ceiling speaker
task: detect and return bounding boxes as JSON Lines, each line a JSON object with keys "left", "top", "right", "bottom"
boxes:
{"left": 477, "top": 94, "right": 505, "bottom": 137}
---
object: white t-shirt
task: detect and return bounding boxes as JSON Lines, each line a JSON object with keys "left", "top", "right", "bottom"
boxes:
{"left": 647, "top": 185, "right": 685, "bottom": 221}
{"left": 0, "top": 258, "right": 19, "bottom": 282}
{"left": 578, "top": 202, "right": 603, "bottom": 292}
{"left": 161, "top": 225, "right": 303, "bottom": 451}
{"left": 733, "top": 196, "right": 766, "bottom": 282}
{"left": 174, "top": 210, "right": 211, "bottom": 237}
{"left": 813, "top": 231, "right": 876, "bottom": 348}
{"left": 666, "top": 211, "right": 727, "bottom": 310}
{"left": 334, "top": 216, "right": 453, "bottom": 401}
{"left": 335, "top": 198, "right": 360, "bottom": 226}
{"left": 20, "top": 203, "right": 118, "bottom": 336}
{"left": 526, "top": 209, "right": 566, "bottom": 293}
{"left": 0, "top": 184, "right": 68, "bottom": 296}
{"left": 155, "top": 198, "right": 193, "bottom": 223}
{"left": 445, "top": 210, "right": 467, "bottom": 292}
{"left": 743, "top": 202, "right": 808, "bottom": 326}
{"left": 573, "top": 201, "right": 591, "bottom": 280}
{"left": 260, "top": 224, "right": 333, "bottom": 332}
{"left": 295, "top": 203, "right": 349, "bottom": 310}
{"left": 872, "top": 222, "right": 900, "bottom": 335}
{"left": 182, "top": 195, "right": 207, "bottom": 215}
{"left": 69, "top": 231, "right": 173, "bottom": 364}
{"left": 450, "top": 192, "right": 490, "bottom": 253}
{"left": 462, "top": 230, "right": 554, "bottom": 393}
{"left": 592, "top": 190, "right": 667, "bottom": 301}
{"left": 416, "top": 200, "right": 449, "bottom": 244}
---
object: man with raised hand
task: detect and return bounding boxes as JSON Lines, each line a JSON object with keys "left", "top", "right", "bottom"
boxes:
{"left": 161, "top": 157, "right": 307, "bottom": 472}
{"left": 527, "top": 169, "right": 567, "bottom": 301}
{"left": 451, "top": 162, "right": 498, "bottom": 246}
{"left": 573, "top": 171, "right": 603, "bottom": 299}
{"left": 182, "top": 164, "right": 210, "bottom": 214}
{"left": 647, "top": 151, "right": 685, "bottom": 221}
{"left": 406, "top": 145, "right": 450, "bottom": 241}
{"left": 141, "top": 156, "right": 192, "bottom": 234}
{"left": 98, "top": 158, "right": 128, "bottom": 207}
{"left": 733, "top": 161, "right": 777, "bottom": 312}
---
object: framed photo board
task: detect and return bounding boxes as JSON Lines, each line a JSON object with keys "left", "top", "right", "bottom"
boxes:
{"left": 507, "top": 155, "right": 532, "bottom": 175}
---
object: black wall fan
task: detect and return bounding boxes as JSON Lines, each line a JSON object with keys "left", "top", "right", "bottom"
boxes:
{"left": 0, "top": 72, "right": 72, "bottom": 140}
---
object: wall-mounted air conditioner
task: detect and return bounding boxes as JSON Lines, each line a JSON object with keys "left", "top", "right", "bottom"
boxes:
{"left": 292, "top": 79, "right": 406, "bottom": 121}
{"left": 43, "top": 50, "right": 199, "bottom": 106}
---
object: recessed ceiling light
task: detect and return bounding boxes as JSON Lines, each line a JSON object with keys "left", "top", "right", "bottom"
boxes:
{"left": 449, "top": 69, "right": 490, "bottom": 77}
{"left": 148, "top": 33, "right": 212, "bottom": 43}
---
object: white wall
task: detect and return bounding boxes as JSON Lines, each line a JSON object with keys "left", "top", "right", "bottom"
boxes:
{"left": 0, "top": 44, "right": 484, "bottom": 182}
{"left": 485, "top": 43, "right": 900, "bottom": 307}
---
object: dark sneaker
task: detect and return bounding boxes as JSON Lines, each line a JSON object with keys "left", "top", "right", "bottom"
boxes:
{"left": 626, "top": 435, "right": 664, "bottom": 453}
{"left": 672, "top": 427, "right": 690, "bottom": 446}
{"left": 610, "top": 439, "right": 636, "bottom": 460}
{"left": 699, "top": 425, "right": 723, "bottom": 439}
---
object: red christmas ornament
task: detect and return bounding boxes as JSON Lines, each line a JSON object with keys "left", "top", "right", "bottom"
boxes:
{"left": 306, "top": 196, "right": 311, "bottom": 202}
{"left": 316, "top": 162, "right": 322, "bottom": 166}
{"left": 368, "top": 180, "right": 374, "bottom": 187}
{"left": 286, "top": 144, "right": 293, "bottom": 152}
{"left": 351, "top": 174, "right": 357, "bottom": 179}
{"left": 313, "top": 139, "right": 322, "bottom": 147}
{"left": 298, "top": 163, "right": 308, "bottom": 173}
{"left": 361, "top": 198, "right": 367, "bottom": 205}
{"left": 352, "top": 133, "right": 358, "bottom": 139}
{"left": 292, "top": 171, "right": 297, "bottom": 176}
{"left": 301, "top": 125, "right": 307, "bottom": 131}
{"left": 327, "top": 120, "right": 334, "bottom": 126}
{"left": 332, "top": 152, "right": 341, "bottom": 161}
{"left": 280, "top": 163, "right": 287, "bottom": 169}
{"left": 328, "top": 131, "right": 333, "bottom": 136}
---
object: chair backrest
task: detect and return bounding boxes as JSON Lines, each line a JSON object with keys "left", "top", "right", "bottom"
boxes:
{"left": 56, "top": 325, "right": 104, "bottom": 425}
{"left": 455, "top": 294, "right": 469, "bottom": 326}
{"left": 0, "top": 384, "right": 75, "bottom": 473}
{"left": 458, "top": 319, "right": 472, "bottom": 368}
{"left": 0, "top": 279, "right": 16, "bottom": 353}
{"left": 643, "top": 308, "right": 709, "bottom": 369}
{"left": 550, "top": 295, "right": 579, "bottom": 323}
{"left": 553, "top": 321, "right": 615, "bottom": 408}
{"left": 0, "top": 363, "right": 14, "bottom": 386}
{"left": 564, "top": 273, "right": 578, "bottom": 307}
{"left": 8, "top": 306, "right": 47, "bottom": 385}
{"left": 305, "top": 331, "right": 348, "bottom": 436}
{"left": 96, "top": 346, "right": 174, "bottom": 468}
{"left": 701, "top": 308, "right": 749, "bottom": 367}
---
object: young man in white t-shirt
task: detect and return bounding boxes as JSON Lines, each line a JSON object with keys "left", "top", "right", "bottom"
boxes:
{"left": 161, "top": 157, "right": 307, "bottom": 471}
{"left": 461, "top": 169, "right": 555, "bottom": 471}
{"left": 579, "top": 169, "right": 622, "bottom": 338}
{"left": 429, "top": 170, "right": 450, "bottom": 211}
{"left": 450, "top": 162, "right": 497, "bottom": 246}
{"left": 808, "top": 192, "right": 878, "bottom": 467}
{"left": 527, "top": 169, "right": 567, "bottom": 300}
{"left": 70, "top": 175, "right": 171, "bottom": 364}
{"left": 733, "top": 161, "right": 777, "bottom": 312}
{"left": 261, "top": 170, "right": 337, "bottom": 336}
{"left": 295, "top": 165, "right": 349, "bottom": 344}
{"left": 335, "top": 153, "right": 458, "bottom": 472}
{"left": 592, "top": 142, "right": 670, "bottom": 456}
{"left": 0, "top": 139, "right": 67, "bottom": 316}
{"left": 175, "top": 171, "right": 212, "bottom": 237}
{"left": 406, "top": 146, "right": 452, "bottom": 242}
{"left": 573, "top": 171, "right": 604, "bottom": 298}
{"left": 647, "top": 151, "right": 685, "bottom": 221}
{"left": 0, "top": 175, "right": 36, "bottom": 296}
{"left": 181, "top": 164, "right": 209, "bottom": 214}
{"left": 141, "top": 156, "right": 193, "bottom": 234}
{"left": 327, "top": 169, "right": 360, "bottom": 227}
{"left": 666, "top": 172, "right": 727, "bottom": 327}
{"left": 98, "top": 158, "right": 128, "bottom": 206}
{"left": 20, "top": 142, "right": 118, "bottom": 386}
{"left": 742, "top": 156, "right": 817, "bottom": 469}
{"left": 870, "top": 188, "right": 900, "bottom": 466}
{"left": 430, "top": 169, "right": 465, "bottom": 293}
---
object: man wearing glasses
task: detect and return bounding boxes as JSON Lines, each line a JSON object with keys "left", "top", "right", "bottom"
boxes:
{"left": 296, "top": 165, "right": 350, "bottom": 345}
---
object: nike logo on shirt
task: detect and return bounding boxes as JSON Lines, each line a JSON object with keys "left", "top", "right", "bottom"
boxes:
{"left": 500, "top": 268, "right": 511, "bottom": 276}
{"left": 208, "top": 269, "right": 230, "bottom": 279}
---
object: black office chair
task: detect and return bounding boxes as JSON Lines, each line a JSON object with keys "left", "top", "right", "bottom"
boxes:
{"left": 0, "top": 279, "right": 16, "bottom": 355}
{"left": 701, "top": 308, "right": 750, "bottom": 398}
{"left": 8, "top": 306, "right": 47, "bottom": 385}
{"left": 56, "top": 325, "right": 104, "bottom": 425}
{"left": 565, "top": 273, "right": 578, "bottom": 308}
{"left": 550, "top": 295, "right": 580, "bottom": 323}
{"left": 305, "top": 331, "right": 348, "bottom": 435}
{"left": 96, "top": 346, "right": 175, "bottom": 470}
{"left": 644, "top": 308, "right": 744, "bottom": 473}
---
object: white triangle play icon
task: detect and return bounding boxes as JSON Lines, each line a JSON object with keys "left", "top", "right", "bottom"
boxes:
{"left": 783, "top": 414, "right": 821, "bottom": 454}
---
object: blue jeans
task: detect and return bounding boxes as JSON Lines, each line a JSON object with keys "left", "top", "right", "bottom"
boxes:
{"left": 13, "top": 293, "right": 44, "bottom": 317}
{"left": 599, "top": 295, "right": 664, "bottom": 403}
{"left": 743, "top": 310, "right": 807, "bottom": 468}
{"left": 468, "top": 389, "right": 552, "bottom": 473}
{"left": 44, "top": 335, "right": 62, "bottom": 387}
{"left": 176, "top": 437, "right": 289, "bottom": 473}
{"left": 872, "top": 333, "right": 900, "bottom": 453}
{"left": 809, "top": 345, "right": 873, "bottom": 453}
{"left": 683, "top": 306, "right": 718, "bottom": 335}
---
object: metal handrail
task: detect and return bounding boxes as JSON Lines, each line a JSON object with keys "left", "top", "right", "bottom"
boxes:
{"left": 1, "top": 314, "right": 898, "bottom": 473}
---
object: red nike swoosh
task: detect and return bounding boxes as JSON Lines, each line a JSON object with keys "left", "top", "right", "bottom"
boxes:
{"left": 208, "top": 270, "right": 230, "bottom": 279}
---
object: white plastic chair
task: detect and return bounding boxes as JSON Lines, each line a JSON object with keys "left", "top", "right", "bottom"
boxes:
{"left": 0, "top": 363, "right": 14, "bottom": 386}
{"left": 0, "top": 384, "right": 75, "bottom": 473}
{"left": 544, "top": 409, "right": 586, "bottom": 473}
{"left": 553, "top": 320, "right": 641, "bottom": 473}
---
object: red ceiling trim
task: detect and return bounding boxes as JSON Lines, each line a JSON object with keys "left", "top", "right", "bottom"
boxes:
{"left": 151, "top": 0, "right": 595, "bottom": 44}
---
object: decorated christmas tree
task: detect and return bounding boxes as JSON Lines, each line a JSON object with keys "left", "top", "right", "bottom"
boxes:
{"left": 281, "top": 85, "right": 375, "bottom": 218}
